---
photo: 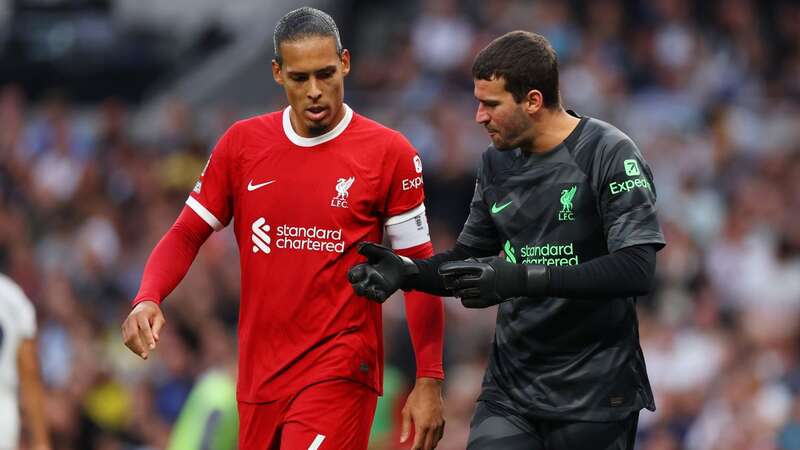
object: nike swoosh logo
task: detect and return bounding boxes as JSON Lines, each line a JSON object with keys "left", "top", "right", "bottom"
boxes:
{"left": 491, "top": 200, "right": 512, "bottom": 214}
{"left": 247, "top": 179, "right": 276, "bottom": 191}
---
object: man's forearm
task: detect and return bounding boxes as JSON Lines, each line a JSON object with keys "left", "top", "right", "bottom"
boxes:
{"left": 438, "top": 244, "right": 658, "bottom": 308}
{"left": 397, "top": 243, "right": 444, "bottom": 379}
{"left": 132, "top": 206, "right": 212, "bottom": 307}
{"left": 404, "top": 289, "right": 445, "bottom": 379}
{"left": 546, "top": 244, "right": 657, "bottom": 298}
{"left": 18, "top": 339, "right": 50, "bottom": 448}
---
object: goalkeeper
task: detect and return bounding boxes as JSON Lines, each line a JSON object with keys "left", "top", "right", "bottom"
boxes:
{"left": 349, "top": 31, "right": 665, "bottom": 450}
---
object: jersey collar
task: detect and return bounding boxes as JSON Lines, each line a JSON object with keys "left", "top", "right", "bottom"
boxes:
{"left": 282, "top": 104, "right": 353, "bottom": 147}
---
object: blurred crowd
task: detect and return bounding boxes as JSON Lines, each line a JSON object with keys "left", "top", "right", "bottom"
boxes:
{"left": 1, "top": 0, "right": 800, "bottom": 449}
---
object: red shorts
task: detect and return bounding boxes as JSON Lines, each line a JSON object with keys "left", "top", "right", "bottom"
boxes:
{"left": 238, "top": 379, "right": 378, "bottom": 450}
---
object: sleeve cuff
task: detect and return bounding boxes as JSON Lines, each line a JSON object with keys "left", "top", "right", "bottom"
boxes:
{"left": 131, "top": 296, "right": 160, "bottom": 309}
{"left": 416, "top": 369, "right": 445, "bottom": 380}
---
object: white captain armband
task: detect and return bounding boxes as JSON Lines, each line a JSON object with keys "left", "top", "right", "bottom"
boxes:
{"left": 385, "top": 204, "right": 431, "bottom": 250}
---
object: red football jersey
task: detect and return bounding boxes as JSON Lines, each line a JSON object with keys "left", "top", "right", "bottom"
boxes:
{"left": 186, "top": 105, "right": 427, "bottom": 402}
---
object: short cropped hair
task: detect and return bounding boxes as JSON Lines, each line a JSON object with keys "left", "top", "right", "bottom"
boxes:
{"left": 472, "top": 31, "right": 560, "bottom": 108}
{"left": 273, "top": 7, "right": 343, "bottom": 66}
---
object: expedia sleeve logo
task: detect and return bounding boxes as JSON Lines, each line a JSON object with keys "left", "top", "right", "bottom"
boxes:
{"left": 402, "top": 155, "right": 424, "bottom": 191}
{"left": 609, "top": 159, "right": 652, "bottom": 195}
{"left": 623, "top": 159, "right": 640, "bottom": 176}
{"left": 402, "top": 176, "right": 424, "bottom": 191}
{"left": 609, "top": 177, "right": 652, "bottom": 195}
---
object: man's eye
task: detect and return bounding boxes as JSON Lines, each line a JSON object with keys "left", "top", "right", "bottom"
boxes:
{"left": 291, "top": 75, "right": 308, "bottom": 82}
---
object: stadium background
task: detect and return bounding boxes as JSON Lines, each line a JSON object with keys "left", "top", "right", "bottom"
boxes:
{"left": 1, "top": 0, "right": 800, "bottom": 448}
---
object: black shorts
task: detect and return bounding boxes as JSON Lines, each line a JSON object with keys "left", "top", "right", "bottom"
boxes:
{"left": 467, "top": 401, "right": 639, "bottom": 450}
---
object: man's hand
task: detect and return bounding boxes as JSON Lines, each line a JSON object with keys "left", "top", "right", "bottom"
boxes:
{"left": 401, "top": 377, "right": 445, "bottom": 450}
{"left": 348, "top": 242, "right": 418, "bottom": 303}
{"left": 439, "top": 257, "right": 548, "bottom": 308}
{"left": 121, "top": 300, "right": 166, "bottom": 360}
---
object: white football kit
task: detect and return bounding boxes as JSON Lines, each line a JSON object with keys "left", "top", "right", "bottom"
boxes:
{"left": 0, "top": 274, "right": 37, "bottom": 450}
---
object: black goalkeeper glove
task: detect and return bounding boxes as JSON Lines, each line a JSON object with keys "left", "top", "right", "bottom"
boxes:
{"left": 438, "top": 256, "right": 549, "bottom": 308}
{"left": 348, "top": 242, "right": 419, "bottom": 303}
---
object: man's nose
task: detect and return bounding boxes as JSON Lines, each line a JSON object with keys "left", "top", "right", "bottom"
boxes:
{"left": 475, "top": 104, "right": 489, "bottom": 124}
{"left": 308, "top": 78, "right": 322, "bottom": 101}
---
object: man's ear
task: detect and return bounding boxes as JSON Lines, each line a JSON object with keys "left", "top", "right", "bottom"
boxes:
{"left": 272, "top": 59, "right": 283, "bottom": 85}
{"left": 341, "top": 49, "right": 351, "bottom": 77}
{"left": 524, "top": 89, "right": 544, "bottom": 114}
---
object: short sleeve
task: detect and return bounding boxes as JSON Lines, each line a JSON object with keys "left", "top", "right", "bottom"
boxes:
{"left": 0, "top": 277, "right": 36, "bottom": 338}
{"left": 456, "top": 158, "right": 501, "bottom": 252}
{"left": 186, "top": 127, "right": 236, "bottom": 231}
{"left": 17, "top": 292, "right": 36, "bottom": 339}
{"left": 382, "top": 132, "right": 426, "bottom": 218}
{"left": 598, "top": 138, "right": 666, "bottom": 253}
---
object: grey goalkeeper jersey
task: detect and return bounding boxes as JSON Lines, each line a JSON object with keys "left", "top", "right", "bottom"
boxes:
{"left": 458, "top": 113, "right": 665, "bottom": 422}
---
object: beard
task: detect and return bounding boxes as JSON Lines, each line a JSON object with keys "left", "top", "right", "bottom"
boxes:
{"left": 305, "top": 119, "right": 331, "bottom": 136}
{"left": 491, "top": 134, "right": 516, "bottom": 151}
{"left": 489, "top": 109, "right": 530, "bottom": 151}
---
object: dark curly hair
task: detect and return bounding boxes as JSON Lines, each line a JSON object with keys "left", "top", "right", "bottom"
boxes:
{"left": 472, "top": 31, "right": 560, "bottom": 109}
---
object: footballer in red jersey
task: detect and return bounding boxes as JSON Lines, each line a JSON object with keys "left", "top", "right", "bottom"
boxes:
{"left": 122, "top": 7, "right": 445, "bottom": 450}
